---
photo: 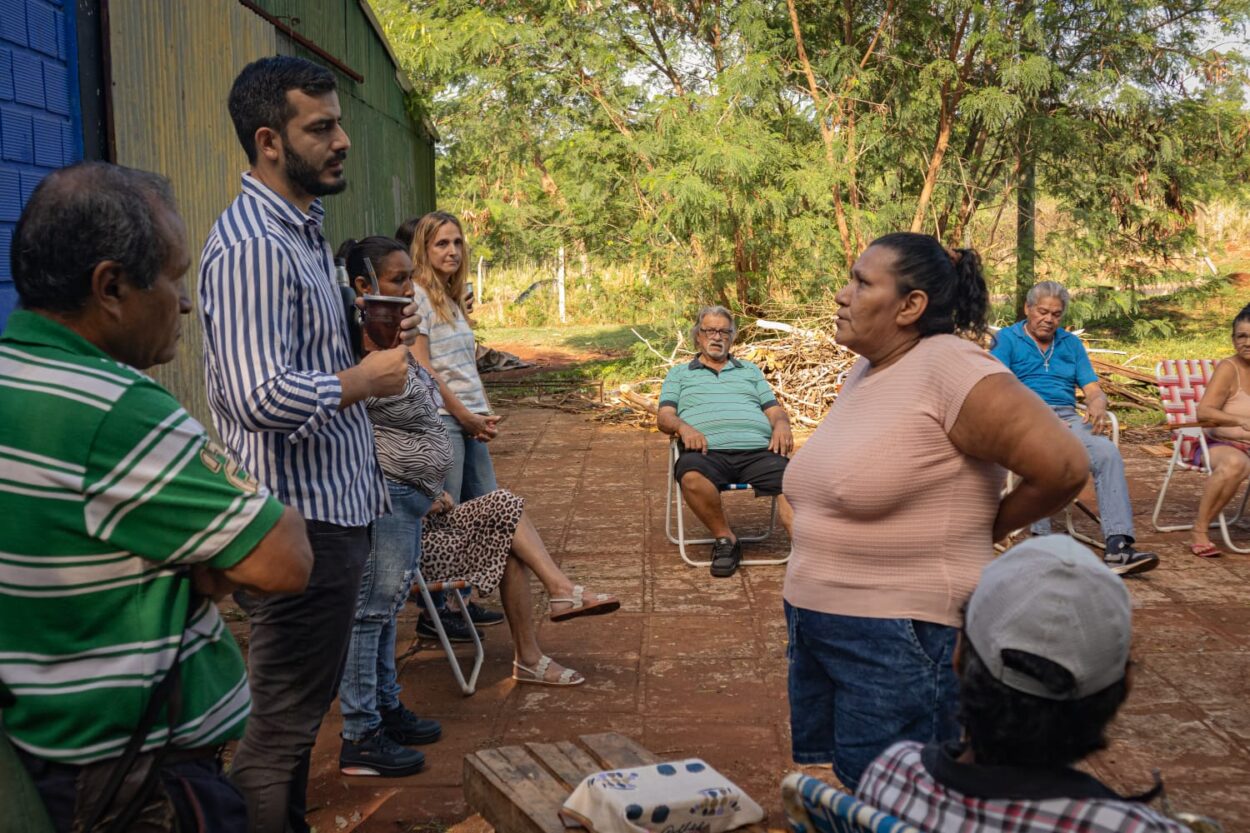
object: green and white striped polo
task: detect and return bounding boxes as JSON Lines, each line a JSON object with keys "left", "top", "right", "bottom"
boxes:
{"left": 658, "top": 357, "right": 780, "bottom": 450}
{"left": 0, "top": 311, "right": 284, "bottom": 765}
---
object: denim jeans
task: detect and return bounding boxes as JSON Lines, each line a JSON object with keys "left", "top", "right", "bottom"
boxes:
{"left": 439, "top": 414, "right": 498, "bottom": 501}
{"left": 228, "top": 520, "right": 369, "bottom": 833}
{"left": 785, "top": 602, "right": 960, "bottom": 793}
{"left": 429, "top": 414, "right": 499, "bottom": 610}
{"left": 339, "top": 481, "right": 434, "bottom": 741}
{"left": 1030, "top": 406, "right": 1134, "bottom": 540}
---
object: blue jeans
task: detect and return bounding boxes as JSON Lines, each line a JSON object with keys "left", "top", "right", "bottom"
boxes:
{"left": 785, "top": 602, "right": 960, "bottom": 792}
{"left": 439, "top": 413, "right": 498, "bottom": 501}
{"left": 429, "top": 414, "right": 499, "bottom": 610}
{"left": 1030, "top": 406, "right": 1134, "bottom": 540}
{"left": 339, "top": 481, "right": 434, "bottom": 740}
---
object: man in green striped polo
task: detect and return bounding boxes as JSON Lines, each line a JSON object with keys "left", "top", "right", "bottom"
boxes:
{"left": 658, "top": 306, "right": 794, "bottom": 577}
{"left": 0, "top": 162, "right": 312, "bottom": 832}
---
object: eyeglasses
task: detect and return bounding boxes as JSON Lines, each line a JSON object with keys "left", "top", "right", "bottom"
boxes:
{"left": 699, "top": 328, "right": 733, "bottom": 338}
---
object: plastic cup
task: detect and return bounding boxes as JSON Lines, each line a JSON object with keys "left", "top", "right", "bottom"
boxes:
{"left": 362, "top": 295, "right": 408, "bottom": 349}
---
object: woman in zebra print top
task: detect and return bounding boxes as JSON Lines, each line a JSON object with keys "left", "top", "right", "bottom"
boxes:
{"left": 336, "top": 237, "right": 620, "bottom": 772}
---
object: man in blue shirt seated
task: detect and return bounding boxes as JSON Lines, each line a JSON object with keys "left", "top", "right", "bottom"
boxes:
{"left": 990, "top": 281, "right": 1158, "bottom": 576}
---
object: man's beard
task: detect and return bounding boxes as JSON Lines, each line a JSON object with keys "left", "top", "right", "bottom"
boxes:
{"left": 283, "top": 142, "right": 347, "bottom": 197}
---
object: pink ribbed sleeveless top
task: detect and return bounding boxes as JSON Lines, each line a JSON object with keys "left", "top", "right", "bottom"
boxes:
{"left": 782, "top": 334, "right": 1009, "bottom": 627}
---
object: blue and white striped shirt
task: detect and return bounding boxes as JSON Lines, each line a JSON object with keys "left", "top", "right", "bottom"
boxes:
{"left": 198, "top": 174, "right": 386, "bottom": 526}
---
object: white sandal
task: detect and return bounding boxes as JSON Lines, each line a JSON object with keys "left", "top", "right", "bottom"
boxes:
{"left": 548, "top": 585, "right": 620, "bottom": 622}
{"left": 512, "top": 655, "right": 585, "bottom": 687}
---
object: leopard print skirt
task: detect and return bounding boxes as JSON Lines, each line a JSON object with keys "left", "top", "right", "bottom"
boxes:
{"left": 420, "top": 488, "right": 525, "bottom": 594}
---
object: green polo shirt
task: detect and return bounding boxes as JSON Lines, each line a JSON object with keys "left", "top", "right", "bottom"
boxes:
{"left": 0, "top": 311, "right": 284, "bottom": 764}
{"left": 659, "top": 356, "right": 779, "bottom": 450}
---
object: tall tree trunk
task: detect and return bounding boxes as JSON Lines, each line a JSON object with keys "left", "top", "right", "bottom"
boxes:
{"left": 1015, "top": 140, "right": 1036, "bottom": 320}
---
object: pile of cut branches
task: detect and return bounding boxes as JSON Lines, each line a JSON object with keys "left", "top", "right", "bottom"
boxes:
{"left": 601, "top": 321, "right": 1166, "bottom": 433}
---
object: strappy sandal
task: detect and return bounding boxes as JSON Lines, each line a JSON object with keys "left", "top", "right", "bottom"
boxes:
{"left": 548, "top": 585, "right": 620, "bottom": 623}
{"left": 512, "top": 655, "right": 585, "bottom": 687}
{"left": 1191, "top": 541, "right": 1223, "bottom": 558}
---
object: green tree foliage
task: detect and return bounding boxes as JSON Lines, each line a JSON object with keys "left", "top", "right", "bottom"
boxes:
{"left": 374, "top": 0, "right": 1250, "bottom": 320}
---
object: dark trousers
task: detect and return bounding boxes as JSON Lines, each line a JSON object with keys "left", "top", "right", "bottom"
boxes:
{"left": 18, "top": 748, "right": 246, "bottom": 833}
{"left": 229, "top": 521, "right": 369, "bottom": 833}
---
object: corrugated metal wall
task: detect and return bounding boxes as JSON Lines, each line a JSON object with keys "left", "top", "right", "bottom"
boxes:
{"left": 107, "top": 0, "right": 435, "bottom": 426}
{"left": 107, "top": 0, "right": 274, "bottom": 425}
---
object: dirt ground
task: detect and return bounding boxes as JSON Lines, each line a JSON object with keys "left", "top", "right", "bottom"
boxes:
{"left": 223, "top": 405, "right": 1250, "bottom": 833}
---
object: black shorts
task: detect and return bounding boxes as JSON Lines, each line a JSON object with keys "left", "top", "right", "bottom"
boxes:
{"left": 673, "top": 448, "right": 789, "bottom": 495}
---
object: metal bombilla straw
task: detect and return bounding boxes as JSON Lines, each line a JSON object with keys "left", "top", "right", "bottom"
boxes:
{"left": 363, "top": 256, "right": 381, "bottom": 295}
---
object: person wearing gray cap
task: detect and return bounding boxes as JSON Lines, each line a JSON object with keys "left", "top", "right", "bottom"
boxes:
{"left": 856, "top": 535, "right": 1188, "bottom": 833}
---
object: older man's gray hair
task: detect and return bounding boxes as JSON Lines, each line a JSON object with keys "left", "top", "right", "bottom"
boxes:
{"left": 1026, "top": 281, "right": 1070, "bottom": 311}
{"left": 691, "top": 305, "right": 737, "bottom": 344}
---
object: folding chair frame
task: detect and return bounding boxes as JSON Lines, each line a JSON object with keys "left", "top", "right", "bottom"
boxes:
{"left": 1151, "top": 426, "right": 1250, "bottom": 554}
{"left": 401, "top": 573, "right": 483, "bottom": 695}
{"left": 664, "top": 439, "right": 787, "bottom": 568}
{"left": 1004, "top": 408, "right": 1119, "bottom": 550}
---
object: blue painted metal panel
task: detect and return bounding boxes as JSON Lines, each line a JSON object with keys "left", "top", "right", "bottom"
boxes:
{"left": 1, "top": 106, "right": 32, "bottom": 162}
{"left": 0, "top": 0, "right": 26, "bottom": 47}
{"left": 26, "top": 0, "right": 53, "bottom": 56}
{"left": 0, "top": 1, "right": 81, "bottom": 327}
{"left": 0, "top": 49, "right": 11, "bottom": 100}
{"left": 0, "top": 167, "right": 18, "bottom": 220}
{"left": 11, "top": 48, "right": 38, "bottom": 106}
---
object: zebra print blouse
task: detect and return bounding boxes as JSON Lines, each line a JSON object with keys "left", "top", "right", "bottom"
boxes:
{"left": 366, "top": 359, "right": 454, "bottom": 498}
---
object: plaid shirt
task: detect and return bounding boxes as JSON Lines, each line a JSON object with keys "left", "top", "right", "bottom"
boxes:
{"left": 858, "top": 742, "right": 1190, "bottom": 833}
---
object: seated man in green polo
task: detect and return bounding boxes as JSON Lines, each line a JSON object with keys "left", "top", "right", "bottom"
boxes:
{"left": 657, "top": 306, "right": 794, "bottom": 577}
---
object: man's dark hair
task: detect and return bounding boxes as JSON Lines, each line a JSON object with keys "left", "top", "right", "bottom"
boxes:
{"left": 228, "top": 56, "right": 336, "bottom": 164}
{"left": 958, "top": 639, "right": 1128, "bottom": 768}
{"left": 13, "top": 162, "right": 176, "bottom": 313}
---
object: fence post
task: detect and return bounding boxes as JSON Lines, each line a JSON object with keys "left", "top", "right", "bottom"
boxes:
{"left": 557, "top": 246, "right": 566, "bottom": 323}
{"left": 477, "top": 256, "right": 485, "bottom": 300}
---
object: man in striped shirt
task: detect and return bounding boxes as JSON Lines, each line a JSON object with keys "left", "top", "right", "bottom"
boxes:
{"left": 199, "top": 57, "right": 418, "bottom": 832}
{"left": 0, "top": 162, "right": 311, "bottom": 831}
{"left": 657, "top": 306, "right": 794, "bottom": 577}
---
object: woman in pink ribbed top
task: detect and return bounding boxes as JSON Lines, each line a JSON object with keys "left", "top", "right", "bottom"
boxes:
{"left": 781, "top": 233, "right": 1087, "bottom": 791}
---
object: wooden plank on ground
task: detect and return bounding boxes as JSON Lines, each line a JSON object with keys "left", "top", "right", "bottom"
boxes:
{"left": 580, "top": 732, "right": 661, "bottom": 769}
{"left": 526, "top": 741, "right": 595, "bottom": 790}
{"left": 464, "top": 747, "right": 565, "bottom": 833}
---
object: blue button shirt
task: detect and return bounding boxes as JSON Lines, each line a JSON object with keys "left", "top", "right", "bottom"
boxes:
{"left": 990, "top": 321, "right": 1098, "bottom": 408}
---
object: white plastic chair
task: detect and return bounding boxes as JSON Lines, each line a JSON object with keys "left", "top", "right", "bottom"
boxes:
{"left": 401, "top": 572, "right": 483, "bottom": 695}
{"left": 1150, "top": 359, "right": 1250, "bottom": 553}
{"left": 664, "top": 438, "right": 788, "bottom": 568}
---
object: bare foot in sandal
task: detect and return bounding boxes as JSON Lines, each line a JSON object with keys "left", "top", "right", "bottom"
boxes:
{"left": 512, "top": 654, "right": 585, "bottom": 686}
{"left": 548, "top": 584, "right": 620, "bottom": 622}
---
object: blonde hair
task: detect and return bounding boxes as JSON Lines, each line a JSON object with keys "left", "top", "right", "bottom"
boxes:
{"left": 408, "top": 211, "right": 469, "bottom": 324}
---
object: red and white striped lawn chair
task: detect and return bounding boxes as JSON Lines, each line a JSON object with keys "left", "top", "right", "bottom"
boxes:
{"left": 1151, "top": 359, "right": 1250, "bottom": 552}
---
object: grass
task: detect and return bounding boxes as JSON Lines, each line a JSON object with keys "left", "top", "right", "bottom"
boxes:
{"left": 476, "top": 323, "right": 663, "bottom": 354}
{"left": 1081, "top": 279, "right": 1244, "bottom": 366}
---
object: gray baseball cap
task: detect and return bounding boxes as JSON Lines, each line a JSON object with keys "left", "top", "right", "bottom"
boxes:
{"left": 966, "top": 535, "right": 1132, "bottom": 700}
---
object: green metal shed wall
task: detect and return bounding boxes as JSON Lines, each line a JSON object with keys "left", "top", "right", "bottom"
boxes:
{"left": 260, "top": 0, "right": 436, "bottom": 246}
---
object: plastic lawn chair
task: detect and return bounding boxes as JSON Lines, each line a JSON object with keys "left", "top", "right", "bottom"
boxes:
{"left": 1151, "top": 359, "right": 1250, "bottom": 553}
{"left": 781, "top": 772, "right": 920, "bottom": 833}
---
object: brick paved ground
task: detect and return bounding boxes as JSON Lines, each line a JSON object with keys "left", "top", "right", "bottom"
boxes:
{"left": 278, "top": 406, "right": 1250, "bottom": 833}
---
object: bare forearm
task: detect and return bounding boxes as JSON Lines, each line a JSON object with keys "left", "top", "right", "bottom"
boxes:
{"left": 1197, "top": 402, "right": 1245, "bottom": 427}
{"left": 994, "top": 477, "right": 1084, "bottom": 542}
{"left": 657, "top": 409, "right": 684, "bottom": 435}
{"left": 336, "top": 366, "right": 372, "bottom": 410}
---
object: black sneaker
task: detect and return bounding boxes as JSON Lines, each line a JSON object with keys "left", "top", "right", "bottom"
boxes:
{"left": 459, "top": 600, "right": 505, "bottom": 627}
{"left": 1105, "top": 545, "right": 1159, "bottom": 577}
{"left": 380, "top": 705, "right": 441, "bottom": 745}
{"left": 340, "top": 730, "right": 425, "bottom": 777}
{"left": 709, "top": 537, "right": 742, "bottom": 578}
{"left": 416, "top": 611, "right": 483, "bottom": 644}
